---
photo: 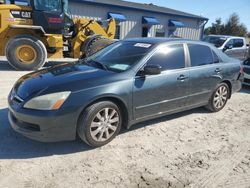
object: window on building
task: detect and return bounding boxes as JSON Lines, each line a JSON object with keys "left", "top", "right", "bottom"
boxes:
{"left": 155, "top": 29, "right": 165, "bottom": 37}
{"left": 188, "top": 44, "right": 214, "bottom": 67}
{"left": 142, "top": 27, "right": 149, "bottom": 37}
{"left": 146, "top": 44, "right": 185, "bottom": 71}
{"left": 168, "top": 28, "right": 175, "bottom": 37}
{"left": 115, "top": 24, "right": 121, "bottom": 39}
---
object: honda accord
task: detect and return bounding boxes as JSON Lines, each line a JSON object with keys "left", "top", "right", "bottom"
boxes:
{"left": 8, "top": 38, "right": 243, "bottom": 147}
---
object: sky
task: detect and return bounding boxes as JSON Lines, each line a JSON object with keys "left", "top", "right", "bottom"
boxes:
{"left": 126, "top": 0, "right": 250, "bottom": 32}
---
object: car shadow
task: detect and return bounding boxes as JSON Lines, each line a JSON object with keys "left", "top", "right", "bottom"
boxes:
{"left": 0, "top": 108, "right": 93, "bottom": 160}
{"left": 0, "top": 59, "right": 76, "bottom": 71}
{"left": 241, "top": 85, "right": 250, "bottom": 94}
{"left": 120, "top": 107, "right": 208, "bottom": 134}
{"left": 0, "top": 106, "right": 209, "bottom": 160}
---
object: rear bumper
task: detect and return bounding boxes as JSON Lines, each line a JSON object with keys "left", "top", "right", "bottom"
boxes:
{"left": 243, "top": 78, "right": 250, "bottom": 86}
{"left": 8, "top": 105, "right": 79, "bottom": 142}
{"left": 243, "top": 65, "right": 250, "bottom": 86}
{"left": 231, "top": 73, "right": 243, "bottom": 94}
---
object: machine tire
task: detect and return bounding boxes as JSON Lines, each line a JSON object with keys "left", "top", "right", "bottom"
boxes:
{"left": 83, "top": 36, "right": 116, "bottom": 57}
{"left": 6, "top": 35, "right": 47, "bottom": 71}
{"left": 77, "top": 101, "right": 122, "bottom": 147}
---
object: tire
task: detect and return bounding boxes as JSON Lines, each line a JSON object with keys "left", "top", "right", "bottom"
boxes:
{"left": 6, "top": 35, "right": 47, "bottom": 71}
{"left": 83, "top": 36, "right": 116, "bottom": 57}
{"left": 77, "top": 101, "right": 122, "bottom": 147}
{"left": 205, "top": 83, "right": 230, "bottom": 112}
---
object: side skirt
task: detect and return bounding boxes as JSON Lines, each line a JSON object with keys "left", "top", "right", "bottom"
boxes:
{"left": 127, "top": 102, "right": 208, "bottom": 129}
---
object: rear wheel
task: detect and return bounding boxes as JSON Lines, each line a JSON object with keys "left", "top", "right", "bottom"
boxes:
{"left": 206, "top": 83, "right": 230, "bottom": 112}
{"left": 77, "top": 101, "right": 122, "bottom": 147}
{"left": 6, "top": 35, "right": 47, "bottom": 71}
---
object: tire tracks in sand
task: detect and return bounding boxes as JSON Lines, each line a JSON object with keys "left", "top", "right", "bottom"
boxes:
{"left": 192, "top": 142, "right": 250, "bottom": 188}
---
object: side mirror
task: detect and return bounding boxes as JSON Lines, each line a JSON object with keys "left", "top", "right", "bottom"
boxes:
{"left": 144, "top": 64, "right": 162, "bottom": 75}
{"left": 228, "top": 45, "right": 233, "bottom": 49}
{"left": 223, "top": 45, "right": 233, "bottom": 52}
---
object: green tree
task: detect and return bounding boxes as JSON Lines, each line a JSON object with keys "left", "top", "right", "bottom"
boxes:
{"left": 205, "top": 13, "right": 248, "bottom": 37}
{"left": 205, "top": 18, "right": 224, "bottom": 35}
{"left": 211, "top": 18, "right": 224, "bottom": 34}
{"left": 223, "top": 13, "right": 247, "bottom": 36}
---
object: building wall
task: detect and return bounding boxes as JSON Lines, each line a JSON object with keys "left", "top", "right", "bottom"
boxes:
{"left": 69, "top": 2, "right": 203, "bottom": 40}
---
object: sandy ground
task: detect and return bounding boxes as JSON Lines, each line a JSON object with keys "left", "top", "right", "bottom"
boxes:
{"left": 0, "top": 57, "right": 250, "bottom": 188}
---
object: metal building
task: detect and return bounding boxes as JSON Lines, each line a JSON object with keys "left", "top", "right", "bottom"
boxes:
{"left": 69, "top": 0, "right": 208, "bottom": 40}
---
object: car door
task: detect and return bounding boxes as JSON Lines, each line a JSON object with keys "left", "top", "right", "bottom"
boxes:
{"left": 223, "top": 39, "right": 235, "bottom": 58}
{"left": 133, "top": 43, "right": 189, "bottom": 120}
{"left": 187, "top": 43, "right": 224, "bottom": 106}
{"left": 232, "top": 39, "right": 246, "bottom": 61}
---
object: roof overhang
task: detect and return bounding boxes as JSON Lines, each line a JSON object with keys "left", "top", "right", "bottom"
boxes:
{"left": 71, "top": 0, "right": 208, "bottom": 21}
{"left": 108, "top": 12, "right": 127, "bottom": 22}
{"left": 169, "top": 20, "right": 185, "bottom": 27}
{"left": 142, "top": 16, "right": 160, "bottom": 25}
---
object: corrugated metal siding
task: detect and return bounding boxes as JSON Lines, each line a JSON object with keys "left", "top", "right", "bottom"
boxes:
{"left": 69, "top": 2, "right": 203, "bottom": 40}
{"left": 175, "top": 27, "right": 202, "bottom": 40}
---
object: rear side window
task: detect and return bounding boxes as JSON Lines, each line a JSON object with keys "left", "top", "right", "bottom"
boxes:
{"left": 233, "top": 39, "right": 244, "bottom": 48}
{"left": 212, "top": 50, "right": 221, "bottom": 63}
{"left": 188, "top": 44, "right": 213, "bottom": 67}
{"left": 226, "top": 39, "right": 244, "bottom": 48}
{"left": 146, "top": 44, "right": 185, "bottom": 71}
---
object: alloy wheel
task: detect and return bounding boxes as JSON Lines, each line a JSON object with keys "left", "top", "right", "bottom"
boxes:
{"left": 213, "top": 85, "right": 228, "bottom": 109}
{"left": 90, "top": 107, "right": 120, "bottom": 142}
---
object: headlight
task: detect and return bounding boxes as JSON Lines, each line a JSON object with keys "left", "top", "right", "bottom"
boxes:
{"left": 24, "top": 91, "right": 71, "bottom": 110}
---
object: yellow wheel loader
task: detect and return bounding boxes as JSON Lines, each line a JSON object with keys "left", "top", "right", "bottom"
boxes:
{"left": 0, "top": 0, "right": 116, "bottom": 70}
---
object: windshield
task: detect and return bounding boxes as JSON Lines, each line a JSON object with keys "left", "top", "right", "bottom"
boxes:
{"left": 203, "top": 36, "right": 227, "bottom": 48}
{"left": 34, "top": 0, "right": 62, "bottom": 12}
{"left": 83, "top": 41, "right": 154, "bottom": 72}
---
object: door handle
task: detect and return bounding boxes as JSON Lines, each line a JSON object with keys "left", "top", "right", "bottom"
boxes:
{"left": 215, "top": 68, "right": 222, "bottom": 73}
{"left": 177, "top": 75, "right": 189, "bottom": 81}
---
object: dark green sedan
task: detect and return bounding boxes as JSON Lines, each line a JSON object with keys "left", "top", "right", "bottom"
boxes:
{"left": 8, "top": 38, "right": 243, "bottom": 147}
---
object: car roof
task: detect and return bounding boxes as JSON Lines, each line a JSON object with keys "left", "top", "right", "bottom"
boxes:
{"left": 123, "top": 37, "right": 209, "bottom": 46}
{"left": 124, "top": 37, "right": 186, "bottom": 44}
{"left": 208, "top": 35, "right": 245, "bottom": 39}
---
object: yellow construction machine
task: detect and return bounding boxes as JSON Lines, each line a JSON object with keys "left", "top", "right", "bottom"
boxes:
{"left": 0, "top": 0, "right": 116, "bottom": 70}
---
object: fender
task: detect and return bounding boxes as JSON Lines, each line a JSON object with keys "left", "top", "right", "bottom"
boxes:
{"left": 9, "top": 24, "right": 46, "bottom": 34}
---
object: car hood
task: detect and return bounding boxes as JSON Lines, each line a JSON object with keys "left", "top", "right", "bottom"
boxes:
{"left": 14, "top": 62, "right": 115, "bottom": 100}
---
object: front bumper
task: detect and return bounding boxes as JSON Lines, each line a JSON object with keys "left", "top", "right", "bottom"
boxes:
{"left": 8, "top": 100, "right": 79, "bottom": 142}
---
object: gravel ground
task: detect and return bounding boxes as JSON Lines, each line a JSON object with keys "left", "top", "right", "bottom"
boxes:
{"left": 0, "top": 57, "right": 250, "bottom": 188}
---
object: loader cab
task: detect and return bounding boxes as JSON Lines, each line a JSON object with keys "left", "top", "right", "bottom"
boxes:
{"left": 30, "top": 0, "right": 71, "bottom": 34}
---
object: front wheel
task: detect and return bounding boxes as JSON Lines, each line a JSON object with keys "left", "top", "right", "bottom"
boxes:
{"left": 206, "top": 83, "right": 230, "bottom": 112}
{"left": 77, "top": 101, "right": 122, "bottom": 147}
{"left": 6, "top": 35, "right": 47, "bottom": 71}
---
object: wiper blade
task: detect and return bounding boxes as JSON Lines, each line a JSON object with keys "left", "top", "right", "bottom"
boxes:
{"left": 79, "top": 59, "right": 109, "bottom": 71}
{"left": 91, "top": 60, "right": 108, "bottom": 71}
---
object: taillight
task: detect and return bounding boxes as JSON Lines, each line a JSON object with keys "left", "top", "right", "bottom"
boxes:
{"left": 240, "top": 66, "right": 244, "bottom": 74}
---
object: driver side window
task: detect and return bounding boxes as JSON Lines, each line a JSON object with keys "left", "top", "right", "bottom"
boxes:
{"left": 146, "top": 44, "right": 185, "bottom": 71}
{"left": 225, "top": 39, "right": 234, "bottom": 48}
